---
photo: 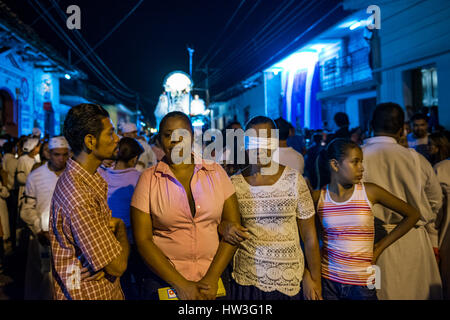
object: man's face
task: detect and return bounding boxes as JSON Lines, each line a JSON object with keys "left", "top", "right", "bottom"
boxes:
{"left": 49, "top": 148, "right": 69, "bottom": 171}
{"left": 92, "top": 118, "right": 120, "bottom": 161}
{"left": 123, "top": 131, "right": 138, "bottom": 139}
{"left": 412, "top": 119, "right": 428, "bottom": 138}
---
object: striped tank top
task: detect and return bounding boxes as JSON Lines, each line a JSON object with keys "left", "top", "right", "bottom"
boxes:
{"left": 317, "top": 183, "right": 374, "bottom": 286}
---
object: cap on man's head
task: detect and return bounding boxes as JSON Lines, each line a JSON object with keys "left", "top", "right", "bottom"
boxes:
{"left": 121, "top": 123, "right": 137, "bottom": 134}
{"left": 23, "top": 138, "right": 40, "bottom": 152}
{"left": 49, "top": 136, "right": 70, "bottom": 150}
{"left": 32, "top": 127, "right": 41, "bottom": 137}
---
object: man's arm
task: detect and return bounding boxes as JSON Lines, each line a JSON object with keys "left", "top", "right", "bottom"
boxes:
{"left": 70, "top": 201, "right": 128, "bottom": 277}
{"left": 104, "top": 218, "right": 130, "bottom": 277}
{"left": 20, "top": 178, "right": 41, "bottom": 235}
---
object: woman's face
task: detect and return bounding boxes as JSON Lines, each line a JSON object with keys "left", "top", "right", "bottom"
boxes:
{"left": 247, "top": 122, "right": 275, "bottom": 168}
{"left": 428, "top": 140, "right": 439, "bottom": 156}
{"left": 160, "top": 116, "right": 193, "bottom": 164}
{"left": 333, "top": 147, "right": 364, "bottom": 185}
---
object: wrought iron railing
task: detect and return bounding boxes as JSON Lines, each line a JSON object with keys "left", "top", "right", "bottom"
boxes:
{"left": 319, "top": 47, "right": 372, "bottom": 91}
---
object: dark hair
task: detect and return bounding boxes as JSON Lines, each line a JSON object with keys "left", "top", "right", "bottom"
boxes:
{"left": 274, "top": 117, "right": 291, "bottom": 140}
{"left": 371, "top": 102, "right": 405, "bottom": 134}
{"left": 326, "top": 138, "right": 360, "bottom": 163}
{"left": 334, "top": 112, "right": 349, "bottom": 128}
{"left": 40, "top": 140, "right": 50, "bottom": 161}
{"left": 245, "top": 116, "right": 277, "bottom": 131}
{"left": 410, "top": 113, "right": 429, "bottom": 123}
{"left": 429, "top": 132, "right": 450, "bottom": 163}
{"left": 158, "top": 111, "right": 193, "bottom": 135}
{"left": 63, "top": 103, "right": 109, "bottom": 155}
{"left": 117, "top": 137, "right": 144, "bottom": 162}
{"left": 225, "top": 121, "right": 242, "bottom": 130}
{"left": 2, "top": 141, "right": 14, "bottom": 154}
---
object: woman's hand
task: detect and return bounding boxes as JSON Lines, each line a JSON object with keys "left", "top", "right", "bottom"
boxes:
{"left": 174, "top": 280, "right": 210, "bottom": 300}
{"left": 218, "top": 221, "right": 250, "bottom": 246}
{"left": 198, "top": 277, "right": 219, "bottom": 300}
{"left": 302, "top": 269, "right": 323, "bottom": 300}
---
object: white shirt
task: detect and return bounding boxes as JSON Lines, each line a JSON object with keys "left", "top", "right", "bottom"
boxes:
{"left": 230, "top": 167, "right": 315, "bottom": 296}
{"left": 2, "top": 153, "right": 18, "bottom": 190}
{"left": 16, "top": 154, "right": 38, "bottom": 186}
{"left": 136, "top": 139, "right": 157, "bottom": 172}
{"left": 272, "top": 147, "right": 305, "bottom": 174}
{"left": 434, "top": 159, "right": 450, "bottom": 248}
{"left": 20, "top": 163, "right": 59, "bottom": 234}
{"left": 362, "top": 136, "right": 443, "bottom": 246}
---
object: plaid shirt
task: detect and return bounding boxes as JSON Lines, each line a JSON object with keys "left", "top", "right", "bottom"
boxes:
{"left": 49, "top": 159, "right": 123, "bottom": 300}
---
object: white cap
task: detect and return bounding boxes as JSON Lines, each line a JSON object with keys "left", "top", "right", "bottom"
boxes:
{"left": 121, "top": 122, "right": 137, "bottom": 133}
{"left": 49, "top": 136, "right": 69, "bottom": 150}
{"left": 0, "top": 139, "right": 7, "bottom": 147}
{"left": 32, "top": 127, "right": 41, "bottom": 137}
{"left": 23, "top": 138, "right": 40, "bottom": 152}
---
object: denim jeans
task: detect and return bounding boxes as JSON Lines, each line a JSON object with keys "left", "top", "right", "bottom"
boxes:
{"left": 322, "top": 278, "right": 378, "bottom": 300}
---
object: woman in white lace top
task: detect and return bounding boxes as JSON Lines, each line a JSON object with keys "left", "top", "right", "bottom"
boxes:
{"left": 221, "top": 116, "right": 322, "bottom": 300}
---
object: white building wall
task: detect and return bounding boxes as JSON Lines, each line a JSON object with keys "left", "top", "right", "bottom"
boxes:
{"left": 344, "top": 0, "right": 450, "bottom": 128}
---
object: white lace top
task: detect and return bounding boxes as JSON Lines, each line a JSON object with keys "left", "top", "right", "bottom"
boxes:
{"left": 231, "top": 167, "right": 315, "bottom": 296}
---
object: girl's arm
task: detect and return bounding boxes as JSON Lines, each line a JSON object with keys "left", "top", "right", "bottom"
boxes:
{"left": 131, "top": 206, "right": 208, "bottom": 300}
{"left": 364, "top": 182, "right": 420, "bottom": 263}
{"left": 199, "top": 193, "right": 242, "bottom": 299}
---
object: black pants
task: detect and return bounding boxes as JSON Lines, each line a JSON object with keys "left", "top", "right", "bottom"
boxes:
{"left": 6, "top": 191, "right": 18, "bottom": 249}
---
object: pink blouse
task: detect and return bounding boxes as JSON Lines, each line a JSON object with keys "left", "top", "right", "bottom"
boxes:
{"left": 131, "top": 159, "right": 235, "bottom": 281}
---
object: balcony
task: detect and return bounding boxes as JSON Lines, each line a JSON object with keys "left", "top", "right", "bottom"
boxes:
{"left": 319, "top": 47, "right": 373, "bottom": 92}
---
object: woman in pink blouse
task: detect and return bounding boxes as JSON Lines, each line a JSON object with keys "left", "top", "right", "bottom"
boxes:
{"left": 131, "top": 111, "right": 243, "bottom": 300}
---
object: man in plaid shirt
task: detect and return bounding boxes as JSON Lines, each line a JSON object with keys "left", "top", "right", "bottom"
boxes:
{"left": 49, "top": 104, "right": 130, "bottom": 300}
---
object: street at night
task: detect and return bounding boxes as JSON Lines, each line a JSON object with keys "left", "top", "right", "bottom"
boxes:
{"left": 0, "top": 0, "right": 449, "bottom": 308}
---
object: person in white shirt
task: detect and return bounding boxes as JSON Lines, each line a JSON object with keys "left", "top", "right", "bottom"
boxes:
{"left": 21, "top": 136, "right": 69, "bottom": 300}
{"left": 273, "top": 117, "right": 305, "bottom": 174}
{"left": 16, "top": 138, "right": 41, "bottom": 208}
{"left": 434, "top": 158, "right": 450, "bottom": 299}
{"left": 362, "top": 102, "right": 443, "bottom": 300}
{"left": 121, "top": 123, "right": 157, "bottom": 171}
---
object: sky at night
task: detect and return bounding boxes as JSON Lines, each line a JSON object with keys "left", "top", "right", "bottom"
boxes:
{"left": 2, "top": 0, "right": 347, "bottom": 118}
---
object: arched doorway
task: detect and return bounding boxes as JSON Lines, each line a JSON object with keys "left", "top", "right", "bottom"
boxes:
{"left": 0, "top": 89, "right": 18, "bottom": 137}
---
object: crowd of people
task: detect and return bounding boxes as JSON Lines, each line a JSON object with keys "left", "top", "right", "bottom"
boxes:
{"left": 0, "top": 101, "right": 448, "bottom": 301}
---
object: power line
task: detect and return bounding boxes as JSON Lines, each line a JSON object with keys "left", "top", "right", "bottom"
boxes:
{"left": 72, "top": 0, "right": 144, "bottom": 66}
{"left": 199, "top": 0, "right": 262, "bottom": 70}
{"left": 29, "top": 0, "right": 137, "bottom": 102}
{"left": 205, "top": 0, "right": 297, "bottom": 79}
{"left": 209, "top": 0, "right": 317, "bottom": 86}
{"left": 197, "top": 0, "right": 246, "bottom": 68}
{"left": 50, "top": 0, "right": 138, "bottom": 97}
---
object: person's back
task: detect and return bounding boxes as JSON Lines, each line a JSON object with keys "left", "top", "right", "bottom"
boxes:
{"left": 104, "top": 167, "right": 141, "bottom": 241}
{"left": 362, "top": 102, "right": 443, "bottom": 300}
{"left": 274, "top": 117, "right": 305, "bottom": 174}
{"left": 272, "top": 147, "right": 304, "bottom": 174}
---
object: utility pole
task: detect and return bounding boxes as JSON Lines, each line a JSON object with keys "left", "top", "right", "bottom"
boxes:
{"left": 187, "top": 46, "right": 194, "bottom": 115}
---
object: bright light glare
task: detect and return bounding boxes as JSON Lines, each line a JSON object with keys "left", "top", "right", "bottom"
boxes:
{"left": 349, "top": 21, "right": 361, "bottom": 30}
{"left": 64, "top": 74, "right": 71, "bottom": 80}
{"left": 164, "top": 72, "right": 192, "bottom": 93}
{"left": 270, "top": 51, "right": 319, "bottom": 72}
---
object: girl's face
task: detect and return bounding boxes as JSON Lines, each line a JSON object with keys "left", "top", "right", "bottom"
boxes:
{"left": 247, "top": 122, "right": 275, "bottom": 168}
{"left": 332, "top": 147, "right": 364, "bottom": 185}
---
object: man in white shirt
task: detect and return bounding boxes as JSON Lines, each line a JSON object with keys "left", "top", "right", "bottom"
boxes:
{"left": 121, "top": 123, "right": 157, "bottom": 171}
{"left": 273, "top": 117, "right": 304, "bottom": 174}
{"left": 16, "top": 138, "right": 41, "bottom": 207}
{"left": 21, "top": 137, "right": 69, "bottom": 300}
{"left": 362, "top": 102, "right": 443, "bottom": 300}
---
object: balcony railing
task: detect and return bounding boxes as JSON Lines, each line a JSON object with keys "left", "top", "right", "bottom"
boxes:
{"left": 319, "top": 47, "right": 372, "bottom": 92}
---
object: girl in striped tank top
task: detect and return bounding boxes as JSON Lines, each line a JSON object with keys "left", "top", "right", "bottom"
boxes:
{"left": 312, "top": 139, "right": 420, "bottom": 300}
